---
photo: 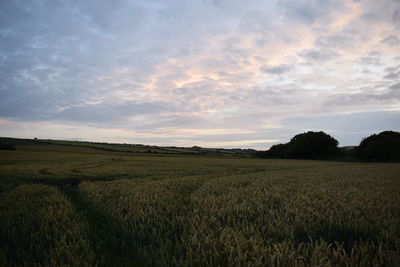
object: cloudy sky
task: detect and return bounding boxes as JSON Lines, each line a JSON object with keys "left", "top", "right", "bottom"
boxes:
{"left": 0, "top": 0, "right": 399, "bottom": 149}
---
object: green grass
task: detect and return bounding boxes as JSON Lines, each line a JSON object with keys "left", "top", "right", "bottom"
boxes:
{"left": 0, "top": 144, "right": 399, "bottom": 266}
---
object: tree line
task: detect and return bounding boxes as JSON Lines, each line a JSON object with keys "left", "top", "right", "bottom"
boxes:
{"left": 255, "top": 131, "right": 400, "bottom": 162}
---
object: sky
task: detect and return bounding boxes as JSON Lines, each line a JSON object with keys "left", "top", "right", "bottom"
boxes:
{"left": 0, "top": 0, "right": 399, "bottom": 149}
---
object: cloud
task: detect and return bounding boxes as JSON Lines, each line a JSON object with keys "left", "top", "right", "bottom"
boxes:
{"left": 299, "top": 49, "right": 340, "bottom": 61}
{"left": 360, "top": 12, "right": 382, "bottom": 22}
{"left": 260, "top": 64, "right": 293, "bottom": 74}
{"left": 56, "top": 101, "right": 173, "bottom": 123}
{"left": 380, "top": 35, "right": 400, "bottom": 46}
{"left": 278, "top": 0, "right": 345, "bottom": 25}
{"left": 385, "top": 65, "right": 400, "bottom": 73}
{"left": 383, "top": 71, "right": 400, "bottom": 79}
{"left": 323, "top": 86, "right": 400, "bottom": 108}
{"left": 368, "top": 51, "right": 381, "bottom": 56}
{"left": 389, "top": 82, "right": 400, "bottom": 90}
{"left": 393, "top": 9, "right": 400, "bottom": 24}
{"left": 316, "top": 34, "right": 354, "bottom": 49}
{"left": 360, "top": 51, "right": 382, "bottom": 65}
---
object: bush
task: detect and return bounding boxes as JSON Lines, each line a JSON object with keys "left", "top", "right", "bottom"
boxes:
{"left": 354, "top": 131, "right": 400, "bottom": 161}
{"left": 256, "top": 131, "right": 340, "bottom": 160}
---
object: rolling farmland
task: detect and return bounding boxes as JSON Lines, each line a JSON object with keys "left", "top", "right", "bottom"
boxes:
{"left": 0, "top": 142, "right": 399, "bottom": 266}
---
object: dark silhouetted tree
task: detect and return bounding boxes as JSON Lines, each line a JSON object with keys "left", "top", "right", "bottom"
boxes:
{"left": 354, "top": 131, "right": 400, "bottom": 161}
{"left": 287, "top": 131, "right": 340, "bottom": 159}
{"left": 256, "top": 131, "right": 340, "bottom": 159}
{"left": 266, "top": 143, "right": 290, "bottom": 158}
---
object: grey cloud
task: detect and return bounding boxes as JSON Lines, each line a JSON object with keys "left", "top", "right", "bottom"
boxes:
{"left": 393, "top": 9, "right": 400, "bottom": 23}
{"left": 380, "top": 35, "right": 400, "bottom": 46}
{"left": 199, "top": 58, "right": 228, "bottom": 70}
{"left": 279, "top": 1, "right": 318, "bottom": 24}
{"left": 260, "top": 64, "right": 293, "bottom": 74}
{"left": 316, "top": 34, "right": 353, "bottom": 49}
{"left": 0, "top": 67, "right": 87, "bottom": 120}
{"left": 324, "top": 87, "right": 400, "bottom": 107}
{"left": 362, "top": 69, "right": 371, "bottom": 74}
{"left": 132, "top": 113, "right": 208, "bottom": 131}
{"left": 254, "top": 38, "right": 268, "bottom": 48}
{"left": 245, "top": 85, "right": 304, "bottom": 107}
{"left": 389, "top": 82, "right": 400, "bottom": 90}
{"left": 368, "top": 51, "right": 381, "bottom": 56}
{"left": 156, "top": 73, "right": 190, "bottom": 87}
{"left": 279, "top": 0, "right": 346, "bottom": 25}
{"left": 0, "top": 0, "right": 189, "bottom": 120}
{"left": 383, "top": 71, "right": 400, "bottom": 79}
{"left": 385, "top": 65, "right": 400, "bottom": 73}
{"left": 383, "top": 65, "right": 400, "bottom": 79}
{"left": 360, "top": 52, "right": 381, "bottom": 66}
{"left": 239, "top": 10, "right": 271, "bottom": 34}
{"left": 299, "top": 49, "right": 340, "bottom": 61}
{"left": 360, "top": 12, "right": 382, "bottom": 22}
{"left": 56, "top": 101, "right": 174, "bottom": 123}
{"left": 361, "top": 57, "right": 380, "bottom": 65}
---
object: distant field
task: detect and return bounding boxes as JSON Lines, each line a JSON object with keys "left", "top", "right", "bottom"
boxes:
{"left": 0, "top": 143, "right": 399, "bottom": 266}
{"left": 0, "top": 137, "right": 251, "bottom": 156}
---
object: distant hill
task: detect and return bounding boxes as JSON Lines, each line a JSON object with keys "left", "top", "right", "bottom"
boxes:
{"left": 0, "top": 137, "right": 256, "bottom": 157}
{"left": 0, "top": 137, "right": 45, "bottom": 146}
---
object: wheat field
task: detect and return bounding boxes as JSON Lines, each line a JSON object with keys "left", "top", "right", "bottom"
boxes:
{"left": 1, "top": 145, "right": 399, "bottom": 266}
